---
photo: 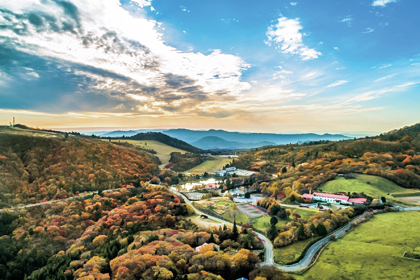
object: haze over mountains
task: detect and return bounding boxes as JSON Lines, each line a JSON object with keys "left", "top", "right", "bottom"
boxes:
{"left": 97, "top": 129, "right": 352, "bottom": 150}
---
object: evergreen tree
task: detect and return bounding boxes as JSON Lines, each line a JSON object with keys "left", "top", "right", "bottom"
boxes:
{"left": 233, "top": 219, "right": 239, "bottom": 240}
{"left": 310, "top": 223, "right": 316, "bottom": 234}
{"left": 316, "top": 223, "right": 328, "bottom": 236}
{"left": 297, "top": 224, "right": 305, "bottom": 240}
{"left": 208, "top": 232, "right": 216, "bottom": 243}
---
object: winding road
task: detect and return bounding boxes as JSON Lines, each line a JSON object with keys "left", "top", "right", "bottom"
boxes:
{"left": 2, "top": 187, "right": 419, "bottom": 272}
{"left": 175, "top": 191, "right": 420, "bottom": 272}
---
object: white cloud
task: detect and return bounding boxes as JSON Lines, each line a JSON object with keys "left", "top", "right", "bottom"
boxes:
{"left": 0, "top": 0, "right": 251, "bottom": 116}
{"left": 131, "top": 0, "right": 152, "bottom": 7}
{"left": 347, "top": 89, "right": 392, "bottom": 102}
{"left": 327, "top": 80, "right": 349, "bottom": 88}
{"left": 363, "top": 28, "right": 375, "bottom": 33}
{"left": 265, "top": 17, "right": 321, "bottom": 60}
{"left": 340, "top": 16, "right": 352, "bottom": 27}
{"left": 379, "top": 64, "right": 392, "bottom": 69}
{"left": 397, "top": 82, "right": 420, "bottom": 87}
{"left": 27, "top": 72, "right": 39, "bottom": 78}
{"left": 374, "top": 73, "right": 397, "bottom": 82}
{"left": 290, "top": 2, "right": 297, "bottom": 5}
{"left": 336, "top": 66, "right": 346, "bottom": 70}
{"left": 372, "top": 0, "right": 397, "bottom": 7}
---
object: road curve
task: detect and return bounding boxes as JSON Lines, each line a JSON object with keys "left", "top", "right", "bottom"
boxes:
{"left": 3, "top": 188, "right": 418, "bottom": 272}
{"left": 173, "top": 191, "right": 276, "bottom": 265}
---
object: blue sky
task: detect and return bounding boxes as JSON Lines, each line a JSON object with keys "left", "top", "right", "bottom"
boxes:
{"left": 0, "top": 0, "right": 419, "bottom": 133}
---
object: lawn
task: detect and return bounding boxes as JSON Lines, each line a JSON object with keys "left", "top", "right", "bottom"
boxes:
{"left": 187, "top": 157, "right": 232, "bottom": 174}
{"left": 274, "top": 237, "right": 322, "bottom": 265}
{"left": 195, "top": 197, "right": 234, "bottom": 215}
{"left": 320, "top": 174, "right": 411, "bottom": 199}
{"left": 296, "top": 211, "right": 420, "bottom": 280}
{"left": 114, "top": 139, "right": 187, "bottom": 168}
{"left": 249, "top": 207, "right": 317, "bottom": 232}
{"left": 222, "top": 209, "right": 251, "bottom": 225}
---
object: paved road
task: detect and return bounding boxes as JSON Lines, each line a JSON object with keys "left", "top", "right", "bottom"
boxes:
{"left": 3, "top": 187, "right": 419, "bottom": 272}
{"left": 176, "top": 191, "right": 420, "bottom": 272}
{"left": 173, "top": 191, "right": 275, "bottom": 265}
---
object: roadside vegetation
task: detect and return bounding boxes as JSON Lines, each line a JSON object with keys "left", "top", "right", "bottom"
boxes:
{"left": 274, "top": 237, "right": 322, "bottom": 265}
{"left": 297, "top": 211, "right": 420, "bottom": 280}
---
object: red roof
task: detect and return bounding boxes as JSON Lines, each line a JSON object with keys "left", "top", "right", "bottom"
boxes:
{"left": 302, "top": 193, "right": 314, "bottom": 200}
{"left": 314, "top": 192, "right": 349, "bottom": 200}
{"left": 348, "top": 198, "right": 367, "bottom": 204}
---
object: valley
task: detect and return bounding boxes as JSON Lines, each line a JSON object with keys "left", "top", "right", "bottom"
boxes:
{"left": 1, "top": 123, "right": 420, "bottom": 280}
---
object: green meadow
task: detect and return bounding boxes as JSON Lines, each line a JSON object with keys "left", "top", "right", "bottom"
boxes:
{"left": 296, "top": 211, "right": 420, "bottom": 280}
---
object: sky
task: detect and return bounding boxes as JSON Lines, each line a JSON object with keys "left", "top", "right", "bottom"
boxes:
{"left": 0, "top": 0, "right": 419, "bottom": 134}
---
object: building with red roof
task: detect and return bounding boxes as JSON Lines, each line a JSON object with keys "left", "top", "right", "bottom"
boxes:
{"left": 302, "top": 192, "right": 367, "bottom": 205}
{"left": 348, "top": 198, "right": 367, "bottom": 204}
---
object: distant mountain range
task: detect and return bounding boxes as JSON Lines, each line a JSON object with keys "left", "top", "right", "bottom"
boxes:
{"left": 96, "top": 128, "right": 352, "bottom": 150}
{"left": 192, "top": 136, "right": 276, "bottom": 150}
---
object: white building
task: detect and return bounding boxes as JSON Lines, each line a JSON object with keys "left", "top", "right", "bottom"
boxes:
{"left": 214, "top": 170, "right": 227, "bottom": 177}
{"left": 225, "top": 167, "right": 237, "bottom": 172}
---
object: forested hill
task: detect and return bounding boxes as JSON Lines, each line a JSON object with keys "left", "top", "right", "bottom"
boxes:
{"left": 381, "top": 122, "right": 420, "bottom": 144}
{"left": 231, "top": 122, "right": 420, "bottom": 195}
{"left": 126, "top": 132, "right": 203, "bottom": 153}
{"left": 0, "top": 132, "right": 159, "bottom": 207}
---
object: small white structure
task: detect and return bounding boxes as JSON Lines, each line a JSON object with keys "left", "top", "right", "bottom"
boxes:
{"left": 225, "top": 167, "right": 237, "bottom": 172}
{"left": 195, "top": 243, "right": 220, "bottom": 251}
{"left": 214, "top": 170, "right": 227, "bottom": 177}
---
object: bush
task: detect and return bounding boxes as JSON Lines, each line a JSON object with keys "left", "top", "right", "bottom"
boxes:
{"left": 329, "top": 234, "right": 336, "bottom": 241}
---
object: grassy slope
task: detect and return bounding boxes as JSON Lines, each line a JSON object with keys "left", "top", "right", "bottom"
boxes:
{"left": 0, "top": 126, "right": 63, "bottom": 138}
{"left": 187, "top": 157, "right": 232, "bottom": 174}
{"left": 297, "top": 211, "right": 420, "bottom": 280}
{"left": 320, "top": 174, "right": 412, "bottom": 199}
{"left": 119, "top": 139, "right": 187, "bottom": 168}
{"left": 274, "top": 237, "right": 322, "bottom": 265}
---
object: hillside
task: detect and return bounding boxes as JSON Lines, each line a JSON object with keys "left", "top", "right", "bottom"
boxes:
{"left": 126, "top": 132, "right": 203, "bottom": 153}
{"left": 114, "top": 139, "right": 188, "bottom": 168}
{"left": 192, "top": 136, "right": 275, "bottom": 150}
{"left": 0, "top": 184, "right": 292, "bottom": 280}
{"left": 0, "top": 131, "right": 159, "bottom": 207}
{"left": 230, "top": 122, "right": 420, "bottom": 199}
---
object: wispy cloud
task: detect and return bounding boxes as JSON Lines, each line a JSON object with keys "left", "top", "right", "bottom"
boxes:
{"left": 374, "top": 73, "right": 397, "bottom": 82}
{"left": 347, "top": 88, "right": 393, "bottom": 102}
{"left": 397, "top": 82, "right": 420, "bottom": 87}
{"left": 379, "top": 64, "right": 392, "bottom": 69}
{"left": 363, "top": 28, "right": 375, "bottom": 33}
{"left": 340, "top": 16, "right": 353, "bottom": 27}
{"left": 265, "top": 17, "right": 321, "bottom": 60}
{"left": 372, "top": 0, "right": 397, "bottom": 7}
{"left": 290, "top": 2, "right": 297, "bottom": 5}
{"left": 327, "top": 80, "right": 349, "bottom": 88}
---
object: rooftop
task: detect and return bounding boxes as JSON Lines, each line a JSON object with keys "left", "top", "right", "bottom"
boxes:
{"left": 314, "top": 192, "right": 349, "bottom": 200}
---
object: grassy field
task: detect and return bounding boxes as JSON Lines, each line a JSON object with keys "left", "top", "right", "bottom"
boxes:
{"left": 296, "top": 211, "right": 420, "bottom": 280}
{"left": 320, "top": 174, "right": 412, "bottom": 199}
{"left": 274, "top": 237, "right": 322, "bottom": 265}
{"left": 222, "top": 209, "right": 251, "bottom": 225}
{"left": 251, "top": 207, "right": 317, "bottom": 232}
{"left": 113, "top": 139, "right": 187, "bottom": 168}
{"left": 186, "top": 157, "right": 232, "bottom": 174}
